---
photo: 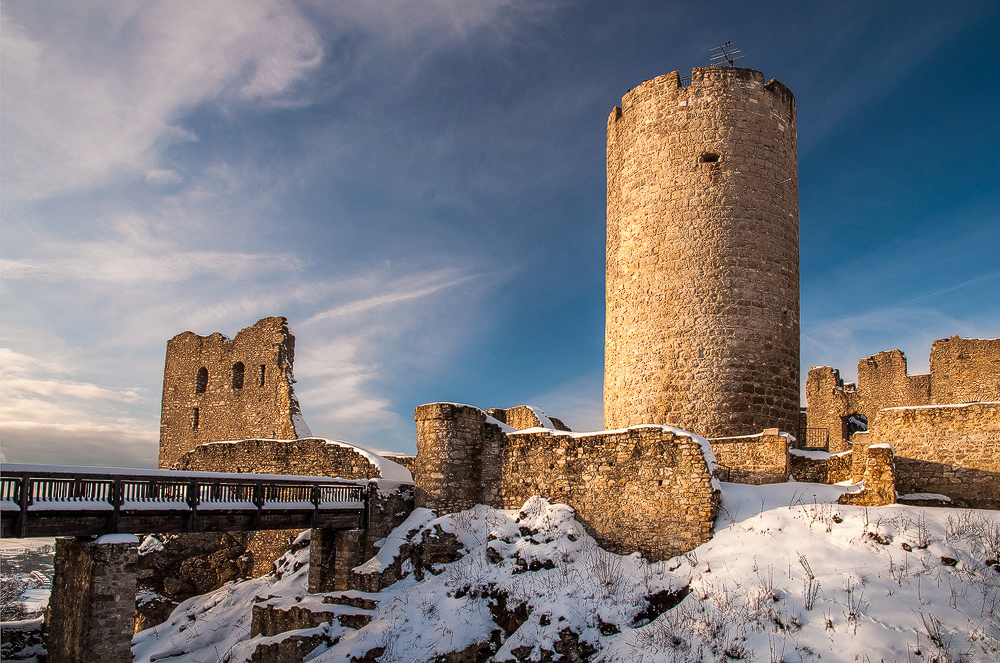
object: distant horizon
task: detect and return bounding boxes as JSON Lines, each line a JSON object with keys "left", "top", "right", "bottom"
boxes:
{"left": 3, "top": 1, "right": 998, "bottom": 467}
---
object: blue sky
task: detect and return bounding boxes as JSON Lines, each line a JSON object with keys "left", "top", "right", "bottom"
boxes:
{"left": 2, "top": 0, "right": 998, "bottom": 467}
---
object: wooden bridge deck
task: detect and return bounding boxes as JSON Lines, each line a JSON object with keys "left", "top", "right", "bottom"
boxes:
{"left": 0, "top": 464, "right": 367, "bottom": 538}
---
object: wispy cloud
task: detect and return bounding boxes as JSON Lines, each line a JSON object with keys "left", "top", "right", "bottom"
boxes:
{"left": 305, "top": 269, "right": 479, "bottom": 323}
{"left": 801, "top": 305, "right": 995, "bottom": 391}
{"left": 0, "top": 347, "right": 158, "bottom": 466}
{"left": 1, "top": 0, "right": 324, "bottom": 201}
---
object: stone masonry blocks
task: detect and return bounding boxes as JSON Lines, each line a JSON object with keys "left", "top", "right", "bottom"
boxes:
{"left": 159, "top": 317, "right": 307, "bottom": 469}
{"left": 47, "top": 538, "right": 139, "bottom": 663}
{"left": 806, "top": 337, "right": 1000, "bottom": 452}
{"left": 863, "top": 402, "right": 1000, "bottom": 508}
{"left": 605, "top": 66, "right": 800, "bottom": 439}
{"left": 415, "top": 403, "right": 718, "bottom": 560}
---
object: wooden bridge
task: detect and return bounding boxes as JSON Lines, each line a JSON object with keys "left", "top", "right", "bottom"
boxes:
{"left": 0, "top": 464, "right": 367, "bottom": 539}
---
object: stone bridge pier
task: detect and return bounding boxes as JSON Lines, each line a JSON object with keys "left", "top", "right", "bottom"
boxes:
{"left": 48, "top": 536, "right": 139, "bottom": 663}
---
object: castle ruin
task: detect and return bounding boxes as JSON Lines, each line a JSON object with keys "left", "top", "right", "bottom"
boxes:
{"left": 150, "top": 67, "right": 999, "bottom": 580}
{"left": 158, "top": 316, "right": 310, "bottom": 468}
{"left": 805, "top": 336, "right": 1000, "bottom": 507}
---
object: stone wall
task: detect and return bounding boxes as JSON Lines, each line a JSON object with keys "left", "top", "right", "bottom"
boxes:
{"left": 415, "top": 403, "right": 718, "bottom": 560}
{"left": 159, "top": 317, "right": 308, "bottom": 468}
{"left": 48, "top": 537, "right": 138, "bottom": 663}
{"left": 788, "top": 450, "right": 852, "bottom": 484}
{"left": 486, "top": 405, "right": 571, "bottom": 431}
{"left": 708, "top": 430, "right": 789, "bottom": 484}
{"left": 173, "top": 438, "right": 386, "bottom": 479}
{"left": 839, "top": 444, "right": 896, "bottom": 507}
{"left": 862, "top": 402, "right": 1000, "bottom": 508}
{"left": 930, "top": 336, "right": 1000, "bottom": 404}
{"left": 604, "top": 66, "right": 799, "bottom": 439}
{"left": 171, "top": 437, "right": 408, "bottom": 578}
{"left": 382, "top": 454, "right": 416, "bottom": 475}
{"left": 806, "top": 336, "right": 999, "bottom": 452}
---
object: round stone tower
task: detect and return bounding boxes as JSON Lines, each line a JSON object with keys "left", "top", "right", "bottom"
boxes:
{"left": 604, "top": 66, "right": 799, "bottom": 438}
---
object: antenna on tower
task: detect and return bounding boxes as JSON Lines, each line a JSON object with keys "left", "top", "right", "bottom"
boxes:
{"left": 709, "top": 41, "right": 743, "bottom": 67}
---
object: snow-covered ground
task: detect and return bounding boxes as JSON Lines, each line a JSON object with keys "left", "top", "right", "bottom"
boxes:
{"left": 132, "top": 482, "right": 1000, "bottom": 662}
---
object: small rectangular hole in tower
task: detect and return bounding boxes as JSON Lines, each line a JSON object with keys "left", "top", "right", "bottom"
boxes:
{"left": 257, "top": 364, "right": 266, "bottom": 387}
{"left": 192, "top": 407, "right": 200, "bottom": 430}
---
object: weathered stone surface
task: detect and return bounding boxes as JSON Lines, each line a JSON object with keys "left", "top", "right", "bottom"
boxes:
{"left": 173, "top": 437, "right": 386, "bottom": 479}
{"left": 0, "top": 619, "right": 45, "bottom": 661}
{"left": 709, "top": 431, "right": 788, "bottom": 484}
{"left": 311, "top": 483, "right": 415, "bottom": 594}
{"left": 136, "top": 532, "right": 254, "bottom": 601}
{"left": 350, "top": 523, "right": 463, "bottom": 593}
{"left": 839, "top": 445, "right": 896, "bottom": 507}
{"left": 788, "top": 450, "right": 852, "bottom": 484}
{"left": 250, "top": 631, "right": 332, "bottom": 663}
{"left": 806, "top": 337, "right": 999, "bottom": 452}
{"left": 486, "top": 405, "right": 571, "bottom": 432}
{"left": 48, "top": 538, "right": 138, "bottom": 663}
{"left": 134, "top": 591, "right": 178, "bottom": 633}
{"left": 604, "top": 66, "right": 800, "bottom": 440}
{"left": 861, "top": 402, "right": 1000, "bottom": 508}
{"left": 415, "top": 403, "right": 718, "bottom": 560}
{"left": 158, "top": 316, "right": 307, "bottom": 469}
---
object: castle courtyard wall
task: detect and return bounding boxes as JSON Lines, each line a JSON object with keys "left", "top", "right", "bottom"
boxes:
{"left": 173, "top": 438, "right": 387, "bottom": 480}
{"left": 864, "top": 402, "right": 1000, "bottom": 508}
{"left": 708, "top": 431, "right": 789, "bottom": 484}
{"left": 415, "top": 403, "right": 718, "bottom": 560}
{"left": 806, "top": 337, "right": 1000, "bottom": 452}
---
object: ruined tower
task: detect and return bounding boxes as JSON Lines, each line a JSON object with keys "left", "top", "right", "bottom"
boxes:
{"left": 158, "top": 316, "right": 310, "bottom": 468}
{"left": 604, "top": 66, "right": 799, "bottom": 438}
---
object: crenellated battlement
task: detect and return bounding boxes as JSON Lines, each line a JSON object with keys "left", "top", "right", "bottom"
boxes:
{"left": 611, "top": 66, "right": 795, "bottom": 127}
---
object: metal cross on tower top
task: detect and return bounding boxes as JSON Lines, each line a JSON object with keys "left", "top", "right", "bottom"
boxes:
{"left": 710, "top": 41, "right": 744, "bottom": 67}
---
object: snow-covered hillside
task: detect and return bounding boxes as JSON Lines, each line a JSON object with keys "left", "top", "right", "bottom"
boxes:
{"left": 133, "top": 482, "right": 1000, "bottom": 662}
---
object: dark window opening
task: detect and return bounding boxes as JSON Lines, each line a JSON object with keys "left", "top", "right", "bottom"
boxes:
{"left": 699, "top": 152, "right": 720, "bottom": 164}
{"left": 232, "top": 362, "right": 245, "bottom": 390}
{"left": 192, "top": 407, "right": 200, "bottom": 430}
{"left": 257, "top": 364, "right": 266, "bottom": 386}
{"left": 842, "top": 413, "right": 868, "bottom": 438}
{"left": 195, "top": 367, "right": 208, "bottom": 394}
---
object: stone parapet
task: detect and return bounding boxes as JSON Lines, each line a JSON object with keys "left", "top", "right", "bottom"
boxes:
{"left": 173, "top": 437, "right": 385, "bottom": 479}
{"left": 709, "top": 431, "right": 789, "bottom": 484}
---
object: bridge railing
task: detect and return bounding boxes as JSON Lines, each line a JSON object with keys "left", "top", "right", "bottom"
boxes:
{"left": 0, "top": 465, "right": 367, "bottom": 538}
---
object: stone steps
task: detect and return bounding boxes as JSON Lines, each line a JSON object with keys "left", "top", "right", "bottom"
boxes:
{"left": 322, "top": 589, "right": 381, "bottom": 611}
{"left": 249, "top": 627, "right": 335, "bottom": 663}
{"left": 249, "top": 593, "right": 380, "bottom": 662}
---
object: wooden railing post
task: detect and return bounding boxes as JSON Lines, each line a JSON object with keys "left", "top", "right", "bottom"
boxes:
{"left": 15, "top": 476, "right": 30, "bottom": 538}
{"left": 252, "top": 481, "right": 264, "bottom": 530}
{"left": 110, "top": 478, "right": 123, "bottom": 533}
{"left": 186, "top": 479, "right": 200, "bottom": 532}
